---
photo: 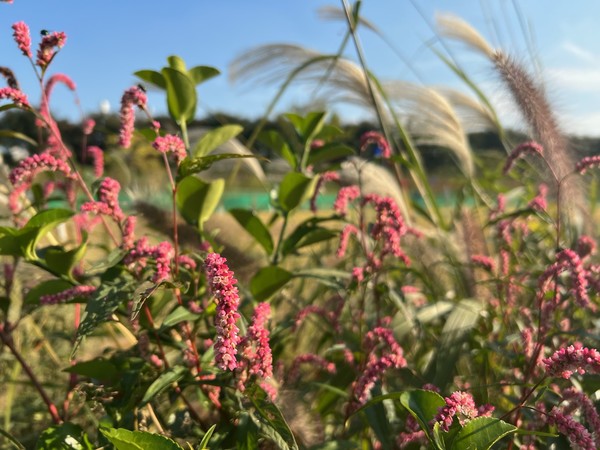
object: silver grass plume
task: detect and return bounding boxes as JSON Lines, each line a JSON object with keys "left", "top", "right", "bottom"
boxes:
{"left": 437, "top": 13, "right": 587, "bottom": 232}
{"left": 383, "top": 81, "right": 475, "bottom": 177}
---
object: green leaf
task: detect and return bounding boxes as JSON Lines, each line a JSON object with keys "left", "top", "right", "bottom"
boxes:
{"left": 64, "top": 357, "right": 119, "bottom": 382}
{"left": 86, "top": 248, "right": 127, "bottom": 275}
{"left": 71, "top": 277, "right": 134, "bottom": 358}
{"left": 161, "top": 305, "right": 201, "bottom": 329}
{"left": 364, "top": 395, "right": 394, "bottom": 450}
{"left": 100, "top": 427, "right": 184, "bottom": 450}
{"left": 193, "top": 124, "right": 244, "bottom": 158}
{"left": 176, "top": 176, "right": 224, "bottom": 227}
{"left": 162, "top": 67, "right": 196, "bottom": 124}
{"left": 285, "top": 111, "right": 326, "bottom": 143}
{"left": 40, "top": 240, "right": 87, "bottom": 279}
{"left": 307, "top": 143, "right": 355, "bottom": 166}
{"left": 24, "top": 279, "right": 73, "bottom": 305}
{"left": 278, "top": 172, "right": 314, "bottom": 212}
{"left": 198, "top": 424, "right": 217, "bottom": 450}
{"left": 429, "top": 299, "right": 483, "bottom": 389}
{"left": 188, "top": 65, "right": 221, "bottom": 85}
{"left": 259, "top": 130, "right": 296, "bottom": 168}
{"left": 282, "top": 217, "right": 337, "bottom": 256}
{"left": 35, "top": 423, "right": 93, "bottom": 450}
{"left": 0, "top": 130, "right": 37, "bottom": 146}
{"left": 134, "top": 70, "right": 166, "bottom": 89}
{"left": 141, "top": 365, "right": 187, "bottom": 405}
{"left": 167, "top": 55, "right": 187, "bottom": 72}
{"left": 250, "top": 266, "right": 292, "bottom": 301}
{"left": 230, "top": 208, "right": 274, "bottom": 255}
{"left": 0, "top": 226, "right": 24, "bottom": 257}
{"left": 293, "top": 268, "right": 350, "bottom": 290}
{"left": 236, "top": 413, "right": 259, "bottom": 450}
{"left": 22, "top": 209, "right": 74, "bottom": 260}
{"left": 178, "top": 153, "right": 260, "bottom": 178}
{"left": 400, "top": 390, "right": 446, "bottom": 449}
{"left": 245, "top": 384, "right": 299, "bottom": 450}
{"left": 130, "top": 280, "right": 161, "bottom": 321}
{"left": 451, "top": 417, "right": 517, "bottom": 450}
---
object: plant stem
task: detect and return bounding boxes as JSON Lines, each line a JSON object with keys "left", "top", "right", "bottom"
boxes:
{"left": 0, "top": 326, "right": 62, "bottom": 424}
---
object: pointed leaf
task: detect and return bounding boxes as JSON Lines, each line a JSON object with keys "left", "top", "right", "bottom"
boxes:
{"left": 64, "top": 358, "right": 119, "bottom": 382}
{"left": 141, "top": 365, "right": 187, "bottom": 405}
{"left": 35, "top": 423, "right": 93, "bottom": 450}
{"left": 161, "top": 305, "right": 201, "bottom": 329}
{"left": 198, "top": 424, "right": 217, "bottom": 450}
{"left": 134, "top": 70, "right": 166, "bottom": 89}
{"left": 278, "top": 172, "right": 314, "bottom": 212}
{"left": 22, "top": 209, "right": 74, "bottom": 260}
{"left": 0, "top": 130, "right": 37, "bottom": 146}
{"left": 307, "top": 143, "right": 355, "bottom": 166}
{"left": 193, "top": 124, "right": 244, "bottom": 157}
{"left": 259, "top": 130, "right": 296, "bottom": 168}
{"left": 245, "top": 384, "right": 299, "bottom": 450}
{"left": 282, "top": 217, "right": 337, "bottom": 256}
{"left": 285, "top": 111, "right": 326, "bottom": 143}
{"left": 400, "top": 390, "right": 446, "bottom": 448}
{"left": 176, "top": 176, "right": 224, "bottom": 227}
{"left": 161, "top": 67, "right": 196, "bottom": 124}
{"left": 451, "top": 417, "right": 517, "bottom": 450}
{"left": 230, "top": 208, "right": 274, "bottom": 255}
{"left": 178, "top": 153, "right": 260, "bottom": 178}
{"left": 40, "top": 240, "right": 87, "bottom": 279}
{"left": 188, "top": 65, "right": 221, "bottom": 85}
{"left": 71, "top": 277, "right": 135, "bottom": 358}
{"left": 167, "top": 55, "right": 186, "bottom": 71}
{"left": 130, "top": 281, "right": 161, "bottom": 321}
{"left": 250, "top": 266, "right": 292, "bottom": 301}
{"left": 100, "top": 427, "right": 184, "bottom": 450}
{"left": 430, "top": 299, "right": 483, "bottom": 389}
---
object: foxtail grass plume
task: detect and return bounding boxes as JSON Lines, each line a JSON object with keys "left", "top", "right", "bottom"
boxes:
{"left": 435, "top": 14, "right": 495, "bottom": 59}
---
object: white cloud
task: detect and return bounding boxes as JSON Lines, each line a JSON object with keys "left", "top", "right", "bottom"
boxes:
{"left": 547, "top": 67, "right": 600, "bottom": 91}
{"left": 560, "top": 41, "right": 599, "bottom": 65}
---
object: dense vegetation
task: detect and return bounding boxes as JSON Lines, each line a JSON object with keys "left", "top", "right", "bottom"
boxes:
{"left": 2, "top": 2, "right": 600, "bottom": 450}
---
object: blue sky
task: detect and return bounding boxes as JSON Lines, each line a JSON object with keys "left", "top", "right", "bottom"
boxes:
{"left": 3, "top": 1, "right": 600, "bottom": 135}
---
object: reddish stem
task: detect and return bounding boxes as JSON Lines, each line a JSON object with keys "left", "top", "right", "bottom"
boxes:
{"left": 0, "top": 325, "right": 62, "bottom": 424}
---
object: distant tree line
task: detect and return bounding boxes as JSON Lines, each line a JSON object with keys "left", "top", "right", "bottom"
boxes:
{"left": 0, "top": 110, "right": 597, "bottom": 174}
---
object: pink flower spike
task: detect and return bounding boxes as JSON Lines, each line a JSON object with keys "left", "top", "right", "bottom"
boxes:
{"left": 576, "top": 155, "right": 600, "bottom": 174}
{"left": 9, "top": 153, "right": 72, "bottom": 187}
{"left": 471, "top": 255, "right": 496, "bottom": 272}
{"left": 503, "top": 141, "right": 544, "bottom": 174}
{"left": 360, "top": 131, "right": 391, "bottom": 159}
{"left": 83, "top": 118, "right": 96, "bottom": 135}
{"left": 0, "top": 87, "right": 29, "bottom": 108}
{"left": 333, "top": 185, "right": 360, "bottom": 215}
{"left": 118, "top": 86, "right": 147, "bottom": 149}
{"left": 205, "top": 253, "right": 241, "bottom": 371}
{"left": 542, "top": 343, "right": 600, "bottom": 379}
{"left": 12, "top": 22, "right": 31, "bottom": 57}
{"left": 40, "top": 74, "right": 76, "bottom": 123}
{"left": 40, "top": 285, "right": 96, "bottom": 305}
{"left": 36, "top": 31, "right": 67, "bottom": 69}
{"left": 435, "top": 391, "right": 479, "bottom": 432}
{"left": 86, "top": 146, "right": 104, "bottom": 178}
{"left": 547, "top": 408, "right": 595, "bottom": 450}
{"left": 152, "top": 134, "right": 187, "bottom": 165}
